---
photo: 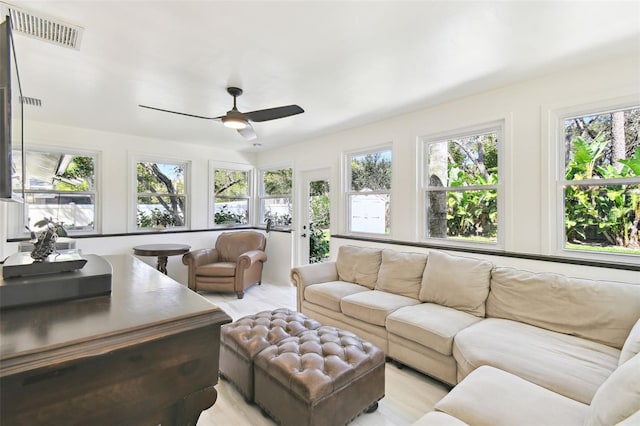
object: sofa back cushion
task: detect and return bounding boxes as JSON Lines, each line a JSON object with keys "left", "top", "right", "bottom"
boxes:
{"left": 619, "top": 318, "right": 640, "bottom": 366}
{"left": 336, "top": 245, "right": 382, "bottom": 289}
{"left": 585, "top": 354, "right": 640, "bottom": 426}
{"left": 418, "top": 250, "right": 493, "bottom": 317}
{"left": 487, "top": 267, "right": 640, "bottom": 349}
{"left": 375, "top": 249, "right": 427, "bottom": 299}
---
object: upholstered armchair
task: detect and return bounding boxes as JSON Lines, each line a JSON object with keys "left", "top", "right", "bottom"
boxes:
{"left": 182, "top": 231, "right": 267, "bottom": 299}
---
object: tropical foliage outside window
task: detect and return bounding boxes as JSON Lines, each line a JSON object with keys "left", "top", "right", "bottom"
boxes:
{"left": 562, "top": 106, "right": 640, "bottom": 255}
{"left": 136, "top": 161, "right": 187, "bottom": 228}
{"left": 213, "top": 168, "right": 250, "bottom": 226}
{"left": 14, "top": 150, "right": 97, "bottom": 234}
{"left": 347, "top": 148, "right": 392, "bottom": 235}
{"left": 260, "top": 167, "right": 292, "bottom": 228}
{"left": 424, "top": 128, "right": 500, "bottom": 243}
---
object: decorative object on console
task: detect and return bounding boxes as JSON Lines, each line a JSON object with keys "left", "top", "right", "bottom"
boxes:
{"left": 0, "top": 254, "right": 111, "bottom": 308}
{"left": 1, "top": 218, "right": 86, "bottom": 281}
{"left": 28, "top": 217, "right": 68, "bottom": 262}
{"left": 2, "top": 250, "right": 87, "bottom": 279}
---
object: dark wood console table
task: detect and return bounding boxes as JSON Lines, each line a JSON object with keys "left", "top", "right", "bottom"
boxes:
{"left": 0, "top": 255, "right": 231, "bottom": 426}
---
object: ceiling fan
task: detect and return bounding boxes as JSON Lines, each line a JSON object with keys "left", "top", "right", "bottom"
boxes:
{"left": 139, "top": 87, "right": 304, "bottom": 141}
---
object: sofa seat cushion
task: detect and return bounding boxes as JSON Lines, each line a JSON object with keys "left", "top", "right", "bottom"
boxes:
{"left": 304, "top": 281, "right": 370, "bottom": 312}
{"left": 419, "top": 250, "right": 493, "bottom": 317}
{"left": 586, "top": 354, "right": 640, "bottom": 426}
{"left": 375, "top": 249, "right": 427, "bottom": 299}
{"left": 453, "top": 318, "right": 620, "bottom": 404}
{"left": 196, "top": 262, "right": 236, "bottom": 277}
{"left": 413, "top": 411, "right": 470, "bottom": 426}
{"left": 434, "top": 365, "right": 589, "bottom": 426}
{"left": 386, "top": 303, "right": 482, "bottom": 356}
{"left": 340, "top": 290, "right": 421, "bottom": 326}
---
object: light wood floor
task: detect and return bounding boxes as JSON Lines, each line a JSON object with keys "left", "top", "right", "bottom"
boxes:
{"left": 197, "top": 282, "right": 450, "bottom": 426}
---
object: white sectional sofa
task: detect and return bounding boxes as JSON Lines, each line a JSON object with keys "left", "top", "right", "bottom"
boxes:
{"left": 290, "top": 245, "right": 640, "bottom": 425}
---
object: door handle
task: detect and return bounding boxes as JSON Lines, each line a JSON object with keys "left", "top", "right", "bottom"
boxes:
{"left": 301, "top": 233, "right": 307, "bottom": 238}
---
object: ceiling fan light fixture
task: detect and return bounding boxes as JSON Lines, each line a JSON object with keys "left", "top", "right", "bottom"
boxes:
{"left": 222, "top": 116, "right": 248, "bottom": 130}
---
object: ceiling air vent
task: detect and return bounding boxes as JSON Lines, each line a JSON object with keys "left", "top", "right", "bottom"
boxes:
{"left": 20, "top": 96, "right": 42, "bottom": 107}
{"left": 6, "top": 5, "right": 83, "bottom": 50}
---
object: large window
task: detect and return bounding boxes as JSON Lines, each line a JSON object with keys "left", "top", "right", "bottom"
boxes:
{"left": 13, "top": 149, "right": 98, "bottom": 234}
{"left": 346, "top": 148, "right": 392, "bottom": 235}
{"left": 213, "top": 168, "right": 250, "bottom": 226}
{"left": 560, "top": 106, "right": 639, "bottom": 256}
{"left": 423, "top": 125, "right": 501, "bottom": 244}
{"left": 136, "top": 159, "right": 188, "bottom": 229}
{"left": 260, "top": 167, "right": 292, "bottom": 228}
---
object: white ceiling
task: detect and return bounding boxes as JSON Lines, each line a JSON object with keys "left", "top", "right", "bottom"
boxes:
{"left": 5, "top": 1, "right": 640, "bottom": 152}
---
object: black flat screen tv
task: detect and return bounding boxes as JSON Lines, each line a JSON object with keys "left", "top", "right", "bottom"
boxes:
{"left": 0, "top": 13, "right": 22, "bottom": 202}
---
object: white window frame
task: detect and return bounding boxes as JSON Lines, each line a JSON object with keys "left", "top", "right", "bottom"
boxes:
{"left": 209, "top": 161, "right": 253, "bottom": 228}
{"left": 343, "top": 144, "right": 393, "bottom": 237}
{"left": 130, "top": 154, "right": 190, "bottom": 232}
{"left": 10, "top": 146, "right": 101, "bottom": 237}
{"left": 551, "top": 98, "right": 640, "bottom": 262}
{"left": 420, "top": 121, "right": 504, "bottom": 249}
{"left": 258, "top": 164, "right": 293, "bottom": 230}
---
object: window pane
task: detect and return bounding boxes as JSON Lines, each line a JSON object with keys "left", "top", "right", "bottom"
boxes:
{"left": 349, "top": 193, "right": 390, "bottom": 234}
{"left": 22, "top": 152, "right": 95, "bottom": 191}
{"left": 427, "top": 189, "right": 497, "bottom": 242}
{"left": 564, "top": 107, "right": 640, "bottom": 180}
{"left": 136, "top": 195, "right": 185, "bottom": 228}
{"left": 262, "top": 197, "right": 292, "bottom": 227}
{"left": 11, "top": 149, "right": 22, "bottom": 191}
{"left": 25, "top": 193, "right": 95, "bottom": 232}
{"left": 263, "top": 168, "right": 292, "bottom": 196}
{"left": 564, "top": 184, "right": 640, "bottom": 255}
{"left": 137, "top": 162, "right": 185, "bottom": 195}
{"left": 214, "top": 198, "right": 248, "bottom": 225}
{"left": 428, "top": 132, "right": 499, "bottom": 187}
{"left": 214, "top": 169, "right": 249, "bottom": 197}
{"left": 350, "top": 150, "right": 392, "bottom": 191}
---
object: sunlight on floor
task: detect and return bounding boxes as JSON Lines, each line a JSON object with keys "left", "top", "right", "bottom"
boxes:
{"left": 196, "top": 282, "right": 449, "bottom": 426}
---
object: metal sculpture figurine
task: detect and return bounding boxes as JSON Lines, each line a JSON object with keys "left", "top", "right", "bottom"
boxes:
{"left": 28, "top": 219, "right": 68, "bottom": 262}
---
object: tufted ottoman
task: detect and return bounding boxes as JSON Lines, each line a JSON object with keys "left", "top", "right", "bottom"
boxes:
{"left": 219, "top": 308, "right": 321, "bottom": 401}
{"left": 253, "top": 326, "right": 385, "bottom": 426}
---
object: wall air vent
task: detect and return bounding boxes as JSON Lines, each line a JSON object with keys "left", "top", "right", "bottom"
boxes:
{"left": 6, "top": 4, "right": 83, "bottom": 50}
{"left": 19, "top": 96, "right": 42, "bottom": 107}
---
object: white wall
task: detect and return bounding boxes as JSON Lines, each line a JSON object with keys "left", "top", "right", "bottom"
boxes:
{"left": 2, "top": 53, "right": 639, "bottom": 285}
{"left": 0, "top": 122, "right": 276, "bottom": 283}
{"left": 257, "top": 52, "right": 640, "bottom": 278}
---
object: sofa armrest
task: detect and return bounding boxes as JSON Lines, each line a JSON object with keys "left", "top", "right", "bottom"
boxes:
{"left": 237, "top": 250, "right": 268, "bottom": 270}
{"left": 291, "top": 261, "right": 338, "bottom": 311}
{"left": 290, "top": 261, "right": 338, "bottom": 287}
{"left": 182, "top": 248, "right": 219, "bottom": 290}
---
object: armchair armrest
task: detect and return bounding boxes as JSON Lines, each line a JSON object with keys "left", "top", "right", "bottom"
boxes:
{"left": 182, "top": 248, "right": 220, "bottom": 268}
{"left": 290, "top": 261, "right": 338, "bottom": 311}
{"left": 237, "top": 250, "right": 268, "bottom": 270}
{"left": 182, "top": 248, "right": 220, "bottom": 290}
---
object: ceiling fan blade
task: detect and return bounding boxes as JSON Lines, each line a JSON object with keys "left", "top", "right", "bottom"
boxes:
{"left": 244, "top": 105, "right": 304, "bottom": 122}
{"left": 139, "top": 104, "right": 219, "bottom": 120}
{"left": 237, "top": 123, "right": 257, "bottom": 141}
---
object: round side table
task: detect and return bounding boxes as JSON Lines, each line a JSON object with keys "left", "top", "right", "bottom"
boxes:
{"left": 133, "top": 243, "right": 191, "bottom": 275}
